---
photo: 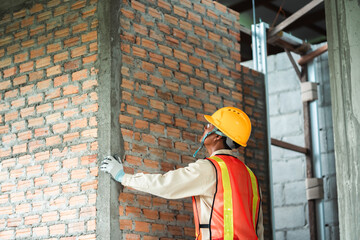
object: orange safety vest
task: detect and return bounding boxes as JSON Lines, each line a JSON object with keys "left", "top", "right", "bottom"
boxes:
{"left": 192, "top": 154, "right": 261, "bottom": 240}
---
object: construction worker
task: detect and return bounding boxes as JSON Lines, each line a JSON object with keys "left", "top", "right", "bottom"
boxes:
{"left": 100, "top": 106, "right": 264, "bottom": 240}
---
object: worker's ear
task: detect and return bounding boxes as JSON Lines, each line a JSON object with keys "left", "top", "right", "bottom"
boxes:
{"left": 214, "top": 134, "right": 223, "bottom": 141}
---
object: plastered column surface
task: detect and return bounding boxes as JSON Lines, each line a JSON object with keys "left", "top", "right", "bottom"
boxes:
{"left": 324, "top": 0, "right": 360, "bottom": 239}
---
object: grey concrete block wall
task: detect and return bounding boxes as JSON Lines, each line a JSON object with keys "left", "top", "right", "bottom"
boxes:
{"left": 242, "top": 42, "right": 339, "bottom": 239}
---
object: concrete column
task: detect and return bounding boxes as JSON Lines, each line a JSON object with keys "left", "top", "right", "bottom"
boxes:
{"left": 96, "top": 0, "right": 123, "bottom": 239}
{"left": 324, "top": 0, "right": 360, "bottom": 239}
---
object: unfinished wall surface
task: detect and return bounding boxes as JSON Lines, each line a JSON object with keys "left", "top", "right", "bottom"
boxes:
{"left": 116, "top": 0, "right": 271, "bottom": 239}
{"left": 242, "top": 43, "right": 339, "bottom": 240}
{"left": 324, "top": 0, "right": 360, "bottom": 239}
{"left": 0, "top": 0, "right": 99, "bottom": 239}
{"left": 0, "top": 0, "right": 272, "bottom": 239}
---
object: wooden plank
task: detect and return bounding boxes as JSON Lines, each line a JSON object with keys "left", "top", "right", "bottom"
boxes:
{"left": 285, "top": 49, "right": 301, "bottom": 80}
{"left": 240, "top": 25, "right": 251, "bottom": 36}
{"left": 264, "top": 2, "right": 326, "bottom": 35}
{"left": 268, "top": 0, "right": 324, "bottom": 38}
{"left": 298, "top": 43, "right": 328, "bottom": 65}
{"left": 271, "top": 138, "right": 308, "bottom": 154}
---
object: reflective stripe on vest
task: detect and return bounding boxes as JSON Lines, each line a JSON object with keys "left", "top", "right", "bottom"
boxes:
{"left": 210, "top": 156, "right": 234, "bottom": 240}
{"left": 192, "top": 154, "right": 261, "bottom": 240}
{"left": 246, "top": 165, "right": 260, "bottom": 230}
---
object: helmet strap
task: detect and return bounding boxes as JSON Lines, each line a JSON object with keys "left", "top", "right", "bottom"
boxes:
{"left": 193, "top": 128, "right": 217, "bottom": 158}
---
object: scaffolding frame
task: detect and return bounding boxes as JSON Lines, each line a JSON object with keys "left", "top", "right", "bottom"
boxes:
{"left": 250, "top": 5, "right": 328, "bottom": 239}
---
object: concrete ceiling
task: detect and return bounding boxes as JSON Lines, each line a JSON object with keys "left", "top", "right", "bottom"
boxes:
{"left": 218, "top": 0, "right": 326, "bottom": 61}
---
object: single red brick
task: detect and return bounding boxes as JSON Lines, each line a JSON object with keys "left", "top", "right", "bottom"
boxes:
{"left": 54, "top": 51, "right": 68, "bottom": 63}
{"left": 72, "top": 69, "right": 88, "bottom": 81}
{"left": 149, "top": 52, "right": 163, "bottom": 64}
{"left": 157, "top": 23, "right": 171, "bottom": 35}
{"left": 121, "top": 8, "right": 134, "bottom": 19}
{"left": 21, "top": 16, "right": 34, "bottom": 28}
{"left": 132, "top": 0, "right": 145, "bottom": 12}
{"left": 133, "top": 46, "right": 147, "bottom": 58}
{"left": 82, "top": 103, "right": 98, "bottom": 113}
{"left": 63, "top": 85, "right": 79, "bottom": 95}
{"left": 135, "top": 221, "right": 150, "bottom": 233}
{"left": 71, "top": 0, "right": 86, "bottom": 10}
{"left": 158, "top": 67, "right": 172, "bottom": 77}
{"left": 6, "top": 22, "right": 19, "bottom": 33}
{"left": 30, "top": 3, "right": 44, "bottom": 13}
{"left": 120, "top": 219, "right": 132, "bottom": 230}
{"left": 133, "top": 23, "right": 148, "bottom": 36}
{"left": 142, "top": 38, "right": 156, "bottom": 50}
{"left": 54, "top": 5, "right": 67, "bottom": 17}
{"left": 71, "top": 45, "right": 87, "bottom": 58}
{"left": 37, "top": 11, "right": 52, "bottom": 22}
{"left": 83, "top": 7, "right": 96, "bottom": 18}
{"left": 19, "top": 61, "right": 33, "bottom": 73}
{"left": 82, "top": 31, "right": 97, "bottom": 42}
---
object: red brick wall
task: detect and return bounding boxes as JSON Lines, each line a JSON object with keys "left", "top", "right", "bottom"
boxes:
{"left": 0, "top": 0, "right": 271, "bottom": 239}
{"left": 118, "top": 0, "right": 270, "bottom": 239}
{"left": 0, "top": 0, "right": 99, "bottom": 239}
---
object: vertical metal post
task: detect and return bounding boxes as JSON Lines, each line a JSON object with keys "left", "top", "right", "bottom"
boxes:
{"left": 307, "top": 57, "right": 326, "bottom": 240}
{"left": 251, "top": 22, "right": 276, "bottom": 240}
{"left": 301, "top": 66, "right": 318, "bottom": 240}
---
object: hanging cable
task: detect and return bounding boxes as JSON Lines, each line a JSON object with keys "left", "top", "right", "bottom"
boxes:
{"left": 270, "top": 0, "right": 287, "bottom": 29}
{"left": 251, "top": 0, "right": 257, "bottom": 66}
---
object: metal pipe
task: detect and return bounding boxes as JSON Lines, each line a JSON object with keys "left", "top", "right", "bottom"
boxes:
{"left": 278, "top": 31, "right": 303, "bottom": 46}
{"left": 251, "top": 22, "right": 276, "bottom": 240}
{"left": 307, "top": 52, "right": 326, "bottom": 240}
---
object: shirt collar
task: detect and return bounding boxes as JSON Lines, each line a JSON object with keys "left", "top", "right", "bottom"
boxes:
{"left": 210, "top": 149, "right": 235, "bottom": 157}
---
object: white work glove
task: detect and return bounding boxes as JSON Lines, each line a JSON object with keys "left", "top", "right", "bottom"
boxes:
{"left": 100, "top": 155, "right": 125, "bottom": 182}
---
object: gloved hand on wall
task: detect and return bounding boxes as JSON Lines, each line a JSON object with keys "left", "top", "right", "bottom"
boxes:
{"left": 100, "top": 155, "right": 125, "bottom": 182}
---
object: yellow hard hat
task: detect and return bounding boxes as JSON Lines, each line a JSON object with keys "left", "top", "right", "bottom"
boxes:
{"left": 204, "top": 107, "right": 251, "bottom": 147}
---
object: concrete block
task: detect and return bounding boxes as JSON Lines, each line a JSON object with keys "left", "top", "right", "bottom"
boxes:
{"left": 287, "top": 228, "right": 310, "bottom": 240}
{"left": 240, "top": 60, "right": 252, "bottom": 69}
{"left": 318, "top": 106, "right": 334, "bottom": 129}
{"left": 271, "top": 145, "right": 285, "bottom": 161}
{"left": 267, "top": 55, "right": 276, "bottom": 73}
{"left": 331, "top": 225, "right": 340, "bottom": 240}
{"left": 279, "top": 90, "right": 302, "bottom": 114}
{"left": 321, "top": 152, "right": 336, "bottom": 175}
{"left": 270, "top": 112, "right": 302, "bottom": 138}
{"left": 274, "top": 51, "right": 300, "bottom": 71}
{"left": 282, "top": 133, "right": 305, "bottom": 159}
{"left": 275, "top": 231, "right": 285, "bottom": 240}
{"left": 282, "top": 134, "right": 305, "bottom": 148}
{"left": 268, "top": 70, "right": 300, "bottom": 94}
{"left": 327, "top": 129, "right": 334, "bottom": 151}
{"left": 273, "top": 183, "right": 284, "bottom": 207}
{"left": 325, "top": 226, "right": 331, "bottom": 240}
{"left": 324, "top": 176, "right": 338, "bottom": 200}
{"left": 274, "top": 205, "right": 305, "bottom": 229}
{"left": 324, "top": 200, "right": 339, "bottom": 224}
{"left": 318, "top": 81, "right": 332, "bottom": 106}
{"left": 320, "top": 129, "right": 334, "bottom": 153}
{"left": 284, "top": 181, "right": 307, "bottom": 204}
{"left": 269, "top": 94, "right": 279, "bottom": 116}
{"left": 272, "top": 158, "right": 305, "bottom": 183}
{"left": 323, "top": 82, "right": 332, "bottom": 105}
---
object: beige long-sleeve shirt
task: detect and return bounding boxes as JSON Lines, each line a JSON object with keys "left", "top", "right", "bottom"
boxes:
{"left": 121, "top": 149, "right": 264, "bottom": 240}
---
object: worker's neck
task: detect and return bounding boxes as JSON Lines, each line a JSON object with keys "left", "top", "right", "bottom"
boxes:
{"left": 207, "top": 143, "right": 228, "bottom": 156}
